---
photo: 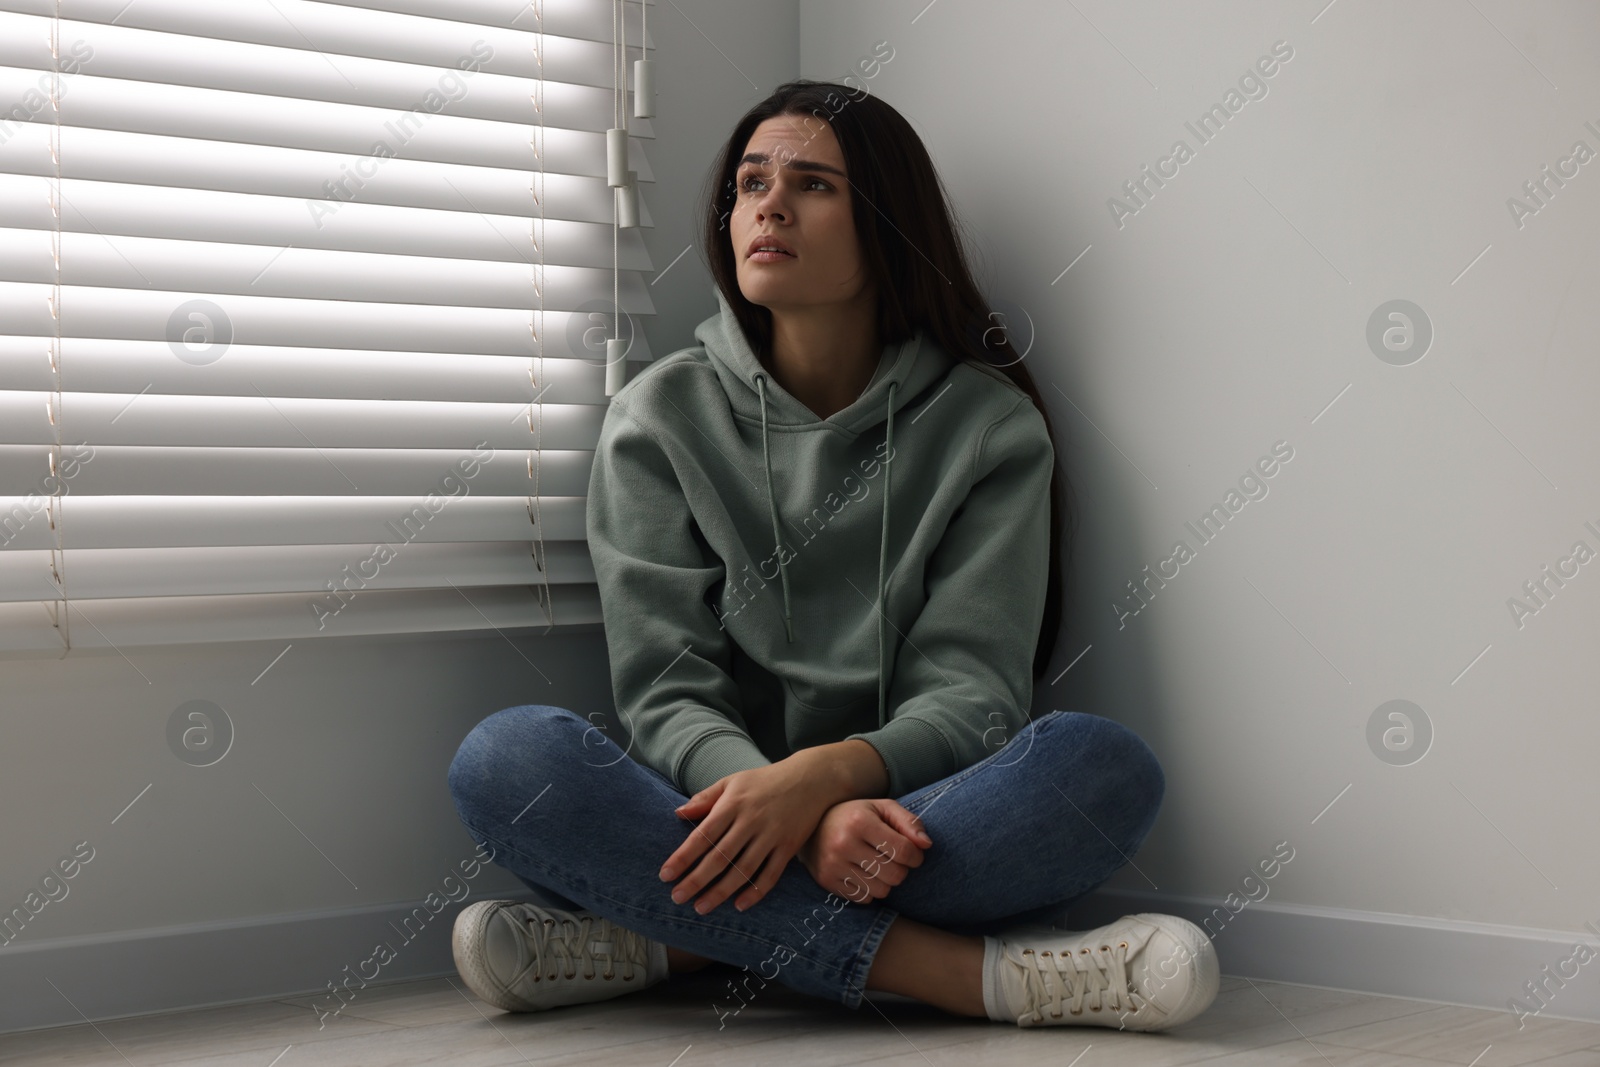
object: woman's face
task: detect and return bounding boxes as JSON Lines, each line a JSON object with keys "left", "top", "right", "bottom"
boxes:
{"left": 729, "top": 114, "right": 870, "bottom": 313}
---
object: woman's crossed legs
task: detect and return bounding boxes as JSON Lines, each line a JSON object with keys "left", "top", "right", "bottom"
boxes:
{"left": 447, "top": 705, "right": 1164, "bottom": 1012}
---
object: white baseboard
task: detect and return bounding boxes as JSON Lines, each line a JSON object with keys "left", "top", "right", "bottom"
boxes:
{"left": 0, "top": 890, "right": 545, "bottom": 1036}
{"left": 1065, "top": 888, "right": 1600, "bottom": 1025}
{"left": 3, "top": 888, "right": 1597, "bottom": 1035}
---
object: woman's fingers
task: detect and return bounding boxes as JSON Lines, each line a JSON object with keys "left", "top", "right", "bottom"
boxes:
{"left": 799, "top": 805, "right": 928, "bottom": 903}
{"left": 688, "top": 847, "right": 762, "bottom": 914}
{"left": 692, "top": 833, "right": 791, "bottom": 914}
{"left": 659, "top": 784, "right": 729, "bottom": 881}
{"left": 879, "top": 801, "right": 933, "bottom": 851}
{"left": 659, "top": 822, "right": 715, "bottom": 885}
{"left": 670, "top": 821, "right": 749, "bottom": 908}
{"left": 732, "top": 873, "right": 776, "bottom": 912}
{"left": 864, "top": 857, "right": 910, "bottom": 887}
{"left": 731, "top": 848, "right": 793, "bottom": 912}
{"left": 840, "top": 837, "right": 915, "bottom": 899}
{"left": 855, "top": 803, "right": 927, "bottom": 871}
{"left": 838, "top": 872, "right": 874, "bottom": 903}
{"left": 858, "top": 859, "right": 912, "bottom": 895}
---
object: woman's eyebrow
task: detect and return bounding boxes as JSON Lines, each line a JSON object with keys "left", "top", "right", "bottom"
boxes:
{"left": 739, "top": 152, "right": 846, "bottom": 178}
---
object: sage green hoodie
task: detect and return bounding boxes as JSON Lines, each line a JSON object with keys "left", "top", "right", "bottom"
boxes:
{"left": 586, "top": 289, "right": 1055, "bottom": 799}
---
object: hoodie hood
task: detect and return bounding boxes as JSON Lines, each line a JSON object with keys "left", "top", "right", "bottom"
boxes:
{"left": 693, "top": 287, "right": 955, "bottom": 435}
{"left": 692, "top": 287, "right": 958, "bottom": 728}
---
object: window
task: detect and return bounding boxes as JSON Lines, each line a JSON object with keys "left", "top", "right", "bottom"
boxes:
{"left": 0, "top": 0, "right": 655, "bottom": 653}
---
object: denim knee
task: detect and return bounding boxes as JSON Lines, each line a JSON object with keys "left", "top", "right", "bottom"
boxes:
{"left": 1101, "top": 716, "right": 1164, "bottom": 805}
{"left": 447, "top": 704, "right": 582, "bottom": 817}
{"left": 1052, "top": 711, "right": 1166, "bottom": 850}
{"left": 1093, "top": 715, "right": 1165, "bottom": 847}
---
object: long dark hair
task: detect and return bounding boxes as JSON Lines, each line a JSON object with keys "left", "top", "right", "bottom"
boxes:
{"left": 698, "top": 79, "right": 1076, "bottom": 682}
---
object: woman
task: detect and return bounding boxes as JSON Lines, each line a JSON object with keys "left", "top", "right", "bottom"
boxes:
{"left": 448, "top": 80, "right": 1218, "bottom": 1031}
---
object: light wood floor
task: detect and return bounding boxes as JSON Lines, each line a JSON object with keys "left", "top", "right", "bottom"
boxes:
{"left": 5, "top": 967, "right": 1600, "bottom": 1066}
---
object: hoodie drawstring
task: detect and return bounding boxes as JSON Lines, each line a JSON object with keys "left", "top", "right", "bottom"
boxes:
{"left": 877, "top": 380, "right": 896, "bottom": 729}
{"left": 755, "top": 373, "right": 795, "bottom": 643}
{"left": 754, "top": 371, "right": 896, "bottom": 731}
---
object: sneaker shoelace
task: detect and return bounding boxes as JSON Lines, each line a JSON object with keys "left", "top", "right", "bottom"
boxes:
{"left": 518, "top": 912, "right": 650, "bottom": 985}
{"left": 1016, "top": 940, "right": 1146, "bottom": 1023}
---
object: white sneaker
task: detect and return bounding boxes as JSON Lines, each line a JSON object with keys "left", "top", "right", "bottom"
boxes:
{"left": 983, "top": 913, "right": 1219, "bottom": 1030}
{"left": 451, "top": 900, "right": 669, "bottom": 1012}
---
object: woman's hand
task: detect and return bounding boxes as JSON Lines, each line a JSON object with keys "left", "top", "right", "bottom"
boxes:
{"left": 660, "top": 760, "right": 836, "bottom": 915}
{"left": 797, "top": 798, "right": 931, "bottom": 903}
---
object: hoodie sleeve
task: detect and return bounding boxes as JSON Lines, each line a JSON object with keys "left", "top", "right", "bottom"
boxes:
{"left": 586, "top": 395, "right": 774, "bottom": 797}
{"left": 843, "top": 393, "right": 1055, "bottom": 798}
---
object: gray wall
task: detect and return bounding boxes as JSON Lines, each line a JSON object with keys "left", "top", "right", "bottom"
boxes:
{"left": 640, "top": 2, "right": 801, "bottom": 352}
{"left": 800, "top": 0, "right": 1599, "bottom": 937}
{"left": 0, "top": 630, "right": 612, "bottom": 938}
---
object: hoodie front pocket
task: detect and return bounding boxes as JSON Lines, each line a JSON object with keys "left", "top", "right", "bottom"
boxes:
{"left": 781, "top": 677, "right": 879, "bottom": 751}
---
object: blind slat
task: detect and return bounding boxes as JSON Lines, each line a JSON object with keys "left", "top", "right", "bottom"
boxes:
{"left": 0, "top": 541, "right": 593, "bottom": 602}
{"left": 0, "top": 392, "right": 605, "bottom": 449}
{"left": 0, "top": 65, "right": 656, "bottom": 175}
{"left": 0, "top": 282, "right": 656, "bottom": 351}
{"left": 0, "top": 445, "right": 594, "bottom": 497}
{"left": 0, "top": 125, "right": 639, "bottom": 224}
{"left": 0, "top": 228, "right": 654, "bottom": 304}
{"left": 0, "top": 339, "right": 618, "bottom": 403}
{"left": 0, "top": 0, "right": 654, "bottom": 64}
{"left": 0, "top": 584, "right": 602, "bottom": 652}
{"left": 0, "top": 495, "right": 587, "bottom": 550}
{"left": 0, "top": 176, "right": 652, "bottom": 268}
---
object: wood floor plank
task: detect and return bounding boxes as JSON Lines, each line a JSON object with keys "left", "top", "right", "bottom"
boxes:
{"left": 1513, "top": 1049, "right": 1600, "bottom": 1066}
{"left": 0, "top": 1023, "right": 134, "bottom": 1067}
{"left": 0, "top": 999, "right": 403, "bottom": 1066}
{"left": 154, "top": 1017, "right": 571, "bottom": 1067}
{"left": 278, "top": 975, "right": 501, "bottom": 1030}
{"left": 1171, "top": 1037, "right": 1483, "bottom": 1066}
{"left": 1167, "top": 977, "right": 1443, "bottom": 1041}
{"left": 1312, "top": 1003, "right": 1600, "bottom": 1065}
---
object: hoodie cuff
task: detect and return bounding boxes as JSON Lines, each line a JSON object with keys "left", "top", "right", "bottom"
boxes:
{"left": 843, "top": 717, "right": 956, "bottom": 799}
{"left": 676, "top": 730, "right": 773, "bottom": 797}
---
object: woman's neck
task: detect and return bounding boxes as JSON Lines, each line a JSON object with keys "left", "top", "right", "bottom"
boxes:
{"left": 761, "top": 292, "right": 879, "bottom": 420}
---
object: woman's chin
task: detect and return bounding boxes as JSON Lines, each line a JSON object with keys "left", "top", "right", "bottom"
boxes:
{"left": 738, "top": 275, "right": 799, "bottom": 306}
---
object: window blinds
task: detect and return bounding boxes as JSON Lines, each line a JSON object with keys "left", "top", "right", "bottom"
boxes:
{"left": 0, "top": 0, "right": 656, "bottom": 653}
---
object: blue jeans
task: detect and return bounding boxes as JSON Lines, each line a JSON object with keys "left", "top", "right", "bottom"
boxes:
{"left": 447, "top": 705, "right": 1163, "bottom": 1011}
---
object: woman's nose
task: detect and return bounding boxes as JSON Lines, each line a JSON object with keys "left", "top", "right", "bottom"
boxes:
{"left": 755, "top": 178, "right": 791, "bottom": 219}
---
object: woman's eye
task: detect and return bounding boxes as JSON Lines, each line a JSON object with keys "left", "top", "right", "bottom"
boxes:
{"left": 740, "top": 175, "right": 828, "bottom": 192}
